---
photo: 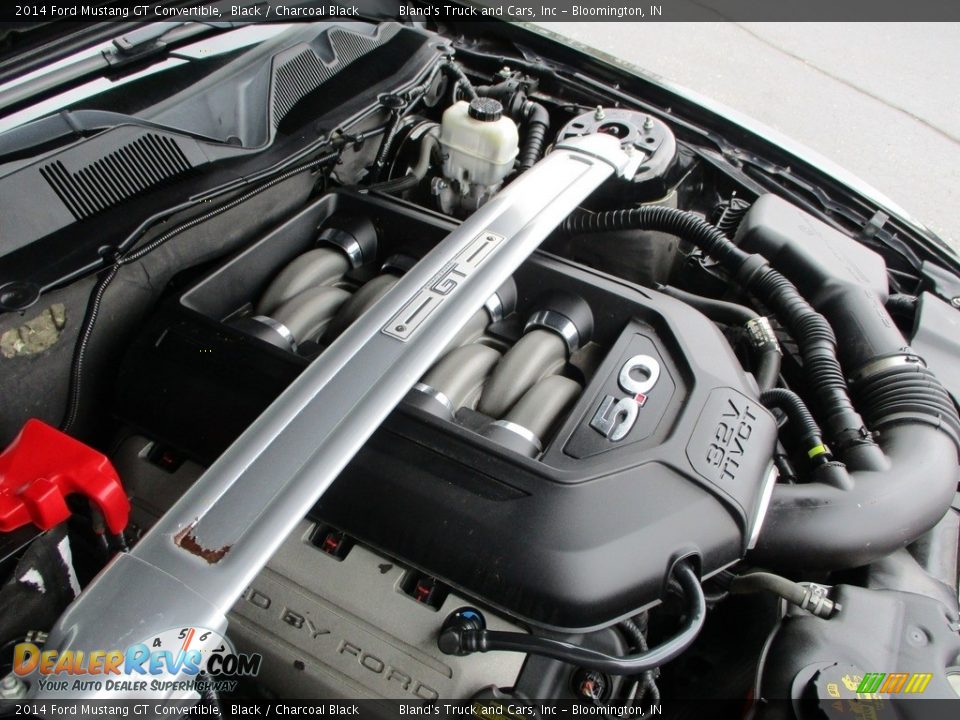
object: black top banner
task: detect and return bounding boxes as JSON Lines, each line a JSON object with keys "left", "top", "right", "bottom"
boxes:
{"left": 2, "top": 0, "right": 960, "bottom": 23}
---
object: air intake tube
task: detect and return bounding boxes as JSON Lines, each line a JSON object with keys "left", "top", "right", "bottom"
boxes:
{"left": 564, "top": 205, "right": 960, "bottom": 570}
{"left": 478, "top": 290, "right": 591, "bottom": 418}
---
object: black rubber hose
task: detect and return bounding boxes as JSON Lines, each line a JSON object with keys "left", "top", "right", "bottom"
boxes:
{"left": 750, "top": 357, "right": 960, "bottom": 568}
{"left": 367, "top": 131, "right": 439, "bottom": 195}
{"left": 564, "top": 207, "right": 869, "bottom": 452}
{"left": 659, "top": 285, "right": 758, "bottom": 325}
{"left": 373, "top": 68, "right": 442, "bottom": 179}
{"left": 617, "top": 617, "right": 647, "bottom": 652}
{"left": 759, "top": 343, "right": 958, "bottom": 568}
{"left": 728, "top": 572, "right": 837, "bottom": 618}
{"left": 565, "top": 207, "right": 750, "bottom": 272}
{"left": 760, "top": 388, "right": 827, "bottom": 460}
{"left": 371, "top": 112, "right": 403, "bottom": 181}
{"left": 755, "top": 348, "right": 782, "bottom": 392}
{"left": 754, "top": 423, "right": 958, "bottom": 568}
{"left": 659, "top": 285, "right": 780, "bottom": 389}
{"left": 855, "top": 363, "right": 960, "bottom": 444}
{"left": 885, "top": 293, "right": 918, "bottom": 315}
{"left": 730, "top": 572, "right": 804, "bottom": 602}
{"left": 439, "top": 562, "right": 705, "bottom": 675}
{"left": 442, "top": 60, "right": 478, "bottom": 102}
{"left": 566, "top": 205, "right": 960, "bottom": 570}
{"left": 469, "top": 74, "right": 547, "bottom": 172}
{"left": 747, "top": 266, "right": 872, "bottom": 450}
{"left": 517, "top": 101, "right": 550, "bottom": 172}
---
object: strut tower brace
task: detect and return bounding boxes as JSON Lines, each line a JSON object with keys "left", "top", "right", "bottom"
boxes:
{"left": 35, "top": 134, "right": 636, "bottom": 696}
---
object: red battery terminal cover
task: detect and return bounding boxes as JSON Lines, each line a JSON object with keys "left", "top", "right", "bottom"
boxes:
{"left": 0, "top": 419, "right": 129, "bottom": 534}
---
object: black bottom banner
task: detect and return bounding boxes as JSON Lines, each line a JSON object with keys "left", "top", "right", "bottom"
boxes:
{"left": 3, "top": 698, "right": 960, "bottom": 720}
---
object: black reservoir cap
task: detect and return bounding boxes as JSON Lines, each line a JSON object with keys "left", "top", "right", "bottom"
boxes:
{"left": 468, "top": 97, "right": 503, "bottom": 122}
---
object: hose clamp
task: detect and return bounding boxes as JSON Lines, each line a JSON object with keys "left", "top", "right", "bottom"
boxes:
{"left": 250, "top": 315, "right": 297, "bottom": 352}
{"left": 318, "top": 227, "right": 364, "bottom": 268}
{"left": 798, "top": 583, "right": 839, "bottom": 618}
{"left": 745, "top": 316, "right": 780, "bottom": 353}
{"left": 735, "top": 253, "right": 771, "bottom": 287}
{"left": 851, "top": 352, "right": 925, "bottom": 383}
{"left": 488, "top": 420, "right": 542, "bottom": 452}
{"left": 484, "top": 292, "right": 504, "bottom": 323}
{"left": 525, "top": 310, "right": 580, "bottom": 354}
{"left": 411, "top": 382, "right": 455, "bottom": 417}
{"left": 381, "top": 253, "right": 417, "bottom": 276}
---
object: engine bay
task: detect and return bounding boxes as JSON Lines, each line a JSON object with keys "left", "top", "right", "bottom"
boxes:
{"left": 1, "top": 19, "right": 959, "bottom": 713}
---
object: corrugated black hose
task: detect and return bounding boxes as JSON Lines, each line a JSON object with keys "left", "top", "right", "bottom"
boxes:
{"left": 563, "top": 206, "right": 870, "bottom": 451}
{"left": 565, "top": 205, "right": 960, "bottom": 569}
{"left": 617, "top": 618, "right": 661, "bottom": 702}
{"left": 517, "top": 101, "right": 550, "bottom": 172}
{"left": 442, "top": 57, "right": 549, "bottom": 174}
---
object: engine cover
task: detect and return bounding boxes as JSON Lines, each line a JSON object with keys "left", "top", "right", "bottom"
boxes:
{"left": 114, "top": 191, "right": 778, "bottom": 633}
{"left": 314, "top": 254, "right": 778, "bottom": 631}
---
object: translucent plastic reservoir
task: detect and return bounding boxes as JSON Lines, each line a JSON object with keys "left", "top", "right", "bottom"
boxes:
{"left": 440, "top": 99, "right": 519, "bottom": 187}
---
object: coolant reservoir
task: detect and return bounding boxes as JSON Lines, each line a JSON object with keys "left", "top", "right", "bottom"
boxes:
{"left": 440, "top": 98, "right": 519, "bottom": 187}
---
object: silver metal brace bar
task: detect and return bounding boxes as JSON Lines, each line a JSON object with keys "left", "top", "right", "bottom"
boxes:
{"left": 36, "top": 134, "right": 632, "bottom": 694}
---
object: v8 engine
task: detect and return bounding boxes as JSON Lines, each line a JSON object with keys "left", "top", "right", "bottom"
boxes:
{"left": 2, "top": 19, "right": 958, "bottom": 711}
{"left": 114, "top": 188, "right": 780, "bottom": 632}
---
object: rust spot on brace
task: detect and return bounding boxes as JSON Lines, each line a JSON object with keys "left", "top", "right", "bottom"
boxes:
{"left": 174, "top": 524, "right": 231, "bottom": 564}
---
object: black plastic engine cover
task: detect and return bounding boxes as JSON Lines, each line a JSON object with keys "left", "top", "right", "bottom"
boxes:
{"left": 115, "top": 193, "right": 777, "bottom": 632}
{"left": 313, "top": 255, "right": 777, "bottom": 631}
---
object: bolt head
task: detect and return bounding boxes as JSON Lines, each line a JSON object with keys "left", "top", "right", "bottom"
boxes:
{"left": 0, "top": 673, "right": 26, "bottom": 699}
{"left": 951, "top": 296, "right": 960, "bottom": 308}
